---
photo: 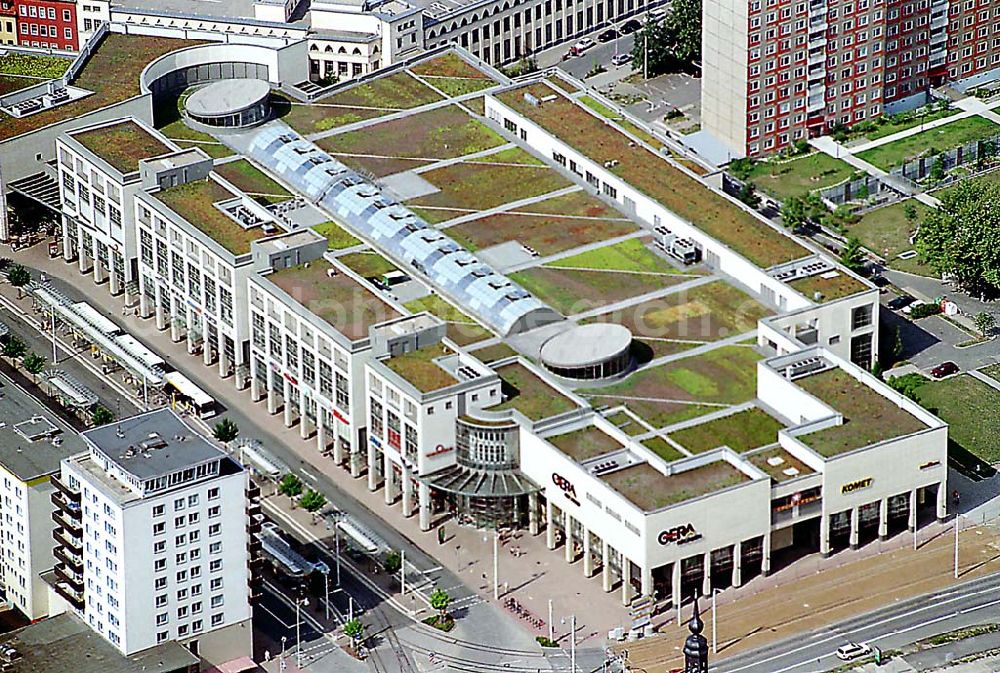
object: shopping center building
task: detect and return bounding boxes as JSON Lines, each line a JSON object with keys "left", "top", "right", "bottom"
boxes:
{"left": 29, "top": 36, "right": 950, "bottom": 610}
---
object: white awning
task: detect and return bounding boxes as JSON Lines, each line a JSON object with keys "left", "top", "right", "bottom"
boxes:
{"left": 337, "top": 519, "right": 381, "bottom": 554}
{"left": 71, "top": 302, "right": 121, "bottom": 336}
{"left": 114, "top": 334, "right": 165, "bottom": 369}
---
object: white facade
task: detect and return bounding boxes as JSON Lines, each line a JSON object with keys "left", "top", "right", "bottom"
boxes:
{"left": 0, "top": 468, "right": 60, "bottom": 620}
{"left": 56, "top": 410, "right": 253, "bottom": 656}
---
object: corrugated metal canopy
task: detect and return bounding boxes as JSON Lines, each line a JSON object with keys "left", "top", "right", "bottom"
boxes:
{"left": 246, "top": 122, "right": 562, "bottom": 337}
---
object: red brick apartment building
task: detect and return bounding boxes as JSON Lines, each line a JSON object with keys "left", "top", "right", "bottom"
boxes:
{"left": 702, "top": 0, "right": 1000, "bottom": 157}
{"left": 16, "top": 0, "right": 76, "bottom": 50}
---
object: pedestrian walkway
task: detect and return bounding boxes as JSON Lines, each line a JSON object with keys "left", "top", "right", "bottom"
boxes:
{"left": 619, "top": 519, "right": 1000, "bottom": 672}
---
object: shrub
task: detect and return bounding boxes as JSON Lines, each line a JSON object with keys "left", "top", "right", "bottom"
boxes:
{"left": 536, "top": 636, "right": 558, "bottom": 647}
{"left": 887, "top": 373, "right": 929, "bottom": 401}
{"left": 278, "top": 473, "right": 304, "bottom": 498}
{"left": 909, "top": 303, "right": 942, "bottom": 319}
{"left": 383, "top": 551, "right": 402, "bottom": 574}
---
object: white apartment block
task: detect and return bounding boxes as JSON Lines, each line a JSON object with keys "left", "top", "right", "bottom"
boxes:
{"left": 56, "top": 118, "right": 178, "bottom": 306}
{"left": 0, "top": 372, "right": 87, "bottom": 621}
{"left": 54, "top": 409, "right": 254, "bottom": 660}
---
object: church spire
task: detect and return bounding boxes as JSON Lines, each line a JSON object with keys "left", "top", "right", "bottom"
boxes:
{"left": 683, "top": 595, "right": 709, "bottom": 673}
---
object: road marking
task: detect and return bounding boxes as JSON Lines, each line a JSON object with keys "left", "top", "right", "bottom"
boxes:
{"left": 300, "top": 468, "right": 318, "bottom": 482}
{"left": 258, "top": 603, "right": 293, "bottom": 629}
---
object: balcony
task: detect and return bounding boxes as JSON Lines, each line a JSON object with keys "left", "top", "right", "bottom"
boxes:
{"left": 50, "top": 475, "right": 80, "bottom": 501}
{"left": 54, "top": 563, "right": 83, "bottom": 588}
{"left": 52, "top": 491, "right": 82, "bottom": 519}
{"left": 52, "top": 509, "right": 81, "bottom": 534}
{"left": 808, "top": 51, "right": 825, "bottom": 67}
{"left": 53, "top": 527, "right": 82, "bottom": 552}
{"left": 52, "top": 581, "right": 85, "bottom": 610}
{"left": 54, "top": 544, "right": 83, "bottom": 570}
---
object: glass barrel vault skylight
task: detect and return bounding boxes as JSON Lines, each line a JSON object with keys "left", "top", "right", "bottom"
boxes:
{"left": 246, "top": 122, "right": 562, "bottom": 337}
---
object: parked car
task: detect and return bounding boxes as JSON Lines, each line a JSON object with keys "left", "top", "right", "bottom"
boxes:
{"left": 646, "top": 7, "right": 668, "bottom": 21}
{"left": 871, "top": 275, "right": 890, "bottom": 289}
{"left": 574, "top": 37, "right": 596, "bottom": 52}
{"left": 887, "top": 294, "right": 915, "bottom": 311}
{"left": 619, "top": 18, "right": 643, "bottom": 33}
{"left": 598, "top": 27, "right": 620, "bottom": 42}
{"left": 611, "top": 52, "right": 632, "bottom": 66}
{"left": 901, "top": 300, "right": 924, "bottom": 315}
{"left": 835, "top": 643, "right": 872, "bottom": 661}
{"left": 930, "top": 361, "right": 959, "bottom": 378}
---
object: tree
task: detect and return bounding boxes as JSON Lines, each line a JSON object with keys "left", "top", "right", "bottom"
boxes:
{"left": 7, "top": 264, "right": 29, "bottom": 298}
{"left": 212, "top": 418, "right": 239, "bottom": 444}
{"left": 92, "top": 406, "right": 114, "bottom": 426}
{"left": 2, "top": 335, "right": 26, "bottom": 362}
{"left": 915, "top": 179, "right": 1000, "bottom": 296}
{"left": 903, "top": 202, "right": 919, "bottom": 226}
{"left": 21, "top": 352, "right": 45, "bottom": 376}
{"left": 430, "top": 587, "right": 451, "bottom": 618}
{"left": 630, "top": 0, "right": 702, "bottom": 77}
{"left": 299, "top": 489, "right": 327, "bottom": 513}
{"left": 736, "top": 182, "right": 760, "bottom": 209}
{"left": 343, "top": 618, "right": 365, "bottom": 644}
{"left": 728, "top": 157, "right": 756, "bottom": 181}
{"left": 975, "top": 311, "right": 996, "bottom": 336}
{"left": 840, "top": 236, "right": 866, "bottom": 274}
{"left": 929, "top": 153, "right": 946, "bottom": 182}
{"left": 278, "top": 473, "right": 304, "bottom": 498}
{"left": 781, "top": 195, "right": 808, "bottom": 230}
{"left": 887, "top": 373, "right": 928, "bottom": 401}
{"left": 383, "top": 551, "right": 402, "bottom": 574}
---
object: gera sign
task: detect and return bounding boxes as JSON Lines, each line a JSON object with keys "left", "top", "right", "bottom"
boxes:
{"left": 657, "top": 523, "right": 702, "bottom": 546}
{"left": 551, "top": 473, "right": 580, "bottom": 506}
{"left": 841, "top": 477, "right": 873, "bottom": 495}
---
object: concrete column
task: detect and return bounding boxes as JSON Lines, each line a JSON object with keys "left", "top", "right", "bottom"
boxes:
{"left": 640, "top": 566, "right": 653, "bottom": 598}
{"left": 186, "top": 308, "right": 196, "bottom": 354}
{"left": 250, "top": 358, "right": 262, "bottom": 401}
{"left": 350, "top": 447, "right": 362, "bottom": 478}
{"left": 266, "top": 369, "right": 278, "bottom": 415}
{"left": 140, "top": 288, "right": 151, "bottom": 318}
{"left": 937, "top": 482, "right": 948, "bottom": 521}
{"left": 155, "top": 288, "right": 166, "bottom": 331}
{"left": 62, "top": 221, "right": 73, "bottom": 261}
{"left": 849, "top": 507, "right": 860, "bottom": 550}
{"left": 820, "top": 513, "right": 831, "bottom": 557}
{"left": 109, "top": 254, "right": 121, "bottom": 294}
{"left": 672, "top": 561, "right": 682, "bottom": 608}
{"left": 762, "top": 533, "right": 772, "bottom": 577}
{"left": 367, "top": 444, "right": 379, "bottom": 491}
{"left": 316, "top": 408, "right": 327, "bottom": 452}
{"left": 732, "top": 541, "right": 742, "bottom": 588}
{"left": 601, "top": 541, "right": 612, "bottom": 592}
{"left": 909, "top": 488, "right": 918, "bottom": 532}
{"left": 879, "top": 499, "right": 889, "bottom": 541}
{"left": 282, "top": 379, "right": 293, "bottom": 427}
{"left": 91, "top": 243, "right": 103, "bottom": 284}
{"left": 528, "top": 492, "right": 540, "bottom": 536}
{"left": 202, "top": 317, "right": 212, "bottom": 366}
{"left": 545, "top": 500, "right": 556, "bottom": 550}
{"left": 383, "top": 454, "right": 397, "bottom": 505}
{"left": 701, "top": 552, "right": 712, "bottom": 597}
{"left": 169, "top": 297, "right": 181, "bottom": 342}
{"left": 218, "top": 337, "right": 230, "bottom": 379}
{"left": 564, "top": 511, "right": 574, "bottom": 563}
{"left": 418, "top": 482, "right": 431, "bottom": 531}
{"left": 621, "top": 557, "right": 634, "bottom": 606}
{"left": 582, "top": 530, "right": 594, "bottom": 577}
{"left": 332, "top": 425, "right": 344, "bottom": 465}
{"left": 402, "top": 465, "right": 414, "bottom": 518}
{"left": 299, "top": 395, "right": 311, "bottom": 439}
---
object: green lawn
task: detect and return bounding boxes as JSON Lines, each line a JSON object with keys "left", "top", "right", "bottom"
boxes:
{"left": 493, "top": 362, "right": 577, "bottom": 420}
{"left": 578, "top": 95, "right": 665, "bottom": 149}
{"left": 857, "top": 117, "right": 1000, "bottom": 170}
{"left": 153, "top": 93, "right": 236, "bottom": 158}
{"left": 215, "top": 159, "right": 291, "bottom": 205}
{"left": 747, "top": 153, "right": 855, "bottom": 200}
{"left": 338, "top": 252, "right": 399, "bottom": 279}
{"left": 447, "top": 211, "right": 636, "bottom": 257}
{"left": 915, "top": 374, "right": 1000, "bottom": 462}
{"left": 408, "top": 161, "right": 571, "bottom": 214}
{"left": 319, "top": 71, "right": 443, "bottom": 109}
{"left": 847, "top": 199, "right": 938, "bottom": 278}
{"left": 469, "top": 342, "right": 517, "bottom": 363}
{"left": 668, "top": 407, "right": 783, "bottom": 454}
{"left": 604, "top": 410, "right": 646, "bottom": 436}
{"left": 859, "top": 106, "right": 961, "bottom": 141}
{"left": 312, "top": 221, "right": 361, "bottom": 250}
{"left": 641, "top": 436, "right": 685, "bottom": 462}
{"left": 468, "top": 146, "right": 545, "bottom": 166}
{"left": 0, "top": 52, "right": 71, "bottom": 78}
{"left": 511, "top": 267, "right": 682, "bottom": 315}
{"left": 422, "top": 76, "right": 496, "bottom": 97}
{"left": 547, "top": 238, "right": 681, "bottom": 274}
{"left": 403, "top": 293, "right": 494, "bottom": 346}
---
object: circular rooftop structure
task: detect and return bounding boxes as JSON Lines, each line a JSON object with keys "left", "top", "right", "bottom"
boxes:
{"left": 540, "top": 323, "right": 633, "bottom": 380}
{"left": 185, "top": 79, "right": 270, "bottom": 128}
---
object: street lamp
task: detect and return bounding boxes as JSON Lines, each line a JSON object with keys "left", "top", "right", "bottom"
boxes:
{"left": 954, "top": 513, "right": 967, "bottom": 579}
{"left": 315, "top": 561, "right": 331, "bottom": 621}
{"left": 295, "top": 590, "right": 310, "bottom": 669}
{"left": 561, "top": 614, "right": 577, "bottom": 673}
{"left": 711, "top": 588, "right": 719, "bottom": 655}
{"left": 280, "top": 635, "right": 287, "bottom": 664}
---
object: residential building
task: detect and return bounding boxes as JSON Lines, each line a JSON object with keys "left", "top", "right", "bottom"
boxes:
{"left": 0, "top": 0, "right": 17, "bottom": 45}
{"left": 53, "top": 408, "right": 255, "bottom": 661}
{"left": 0, "top": 371, "right": 86, "bottom": 621}
{"left": 16, "top": 0, "right": 76, "bottom": 50}
{"left": 702, "top": 0, "right": 1000, "bottom": 157}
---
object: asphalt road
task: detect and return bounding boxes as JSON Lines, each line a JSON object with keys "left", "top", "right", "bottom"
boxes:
{"left": 713, "top": 571, "right": 1000, "bottom": 673}
{"left": 540, "top": 34, "right": 637, "bottom": 79}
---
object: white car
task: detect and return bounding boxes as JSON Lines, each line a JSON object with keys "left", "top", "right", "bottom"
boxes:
{"left": 835, "top": 643, "right": 871, "bottom": 661}
{"left": 574, "top": 38, "right": 596, "bottom": 52}
{"left": 611, "top": 52, "right": 632, "bottom": 66}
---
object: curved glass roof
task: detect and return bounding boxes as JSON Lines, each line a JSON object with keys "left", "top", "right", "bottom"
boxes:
{"left": 246, "top": 122, "right": 562, "bottom": 337}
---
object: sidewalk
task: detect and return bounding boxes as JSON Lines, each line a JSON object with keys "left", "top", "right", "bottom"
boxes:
{"left": 619, "top": 521, "right": 1000, "bottom": 672}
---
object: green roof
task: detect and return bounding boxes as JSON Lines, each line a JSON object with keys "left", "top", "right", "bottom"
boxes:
{"left": 746, "top": 446, "right": 814, "bottom": 482}
{"left": 268, "top": 259, "right": 398, "bottom": 340}
{"left": 601, "top": 461, "right": 749, "bottom": 511}
{"left": 548, "top": 426, "right": 623, "bottom": 462}
{"left": 495, "top": 82, "right": 809, "bottom": 268}
{"left": 789, "top": 271, "right": 870, "bottom": 303}
{"left": 382, "top": 343, "right": 458, "bottom": 393}
{"left": 491, "top": 362, "right": 576, "bottom": 420}
{"left": 153, "top": 178, "right": 266, "bottom": 255}
{"left": 797, "top": 368, "right": 927, "bottom": 457}
{"left": 73, "top": 120, "right": 171, "bottom": 173}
